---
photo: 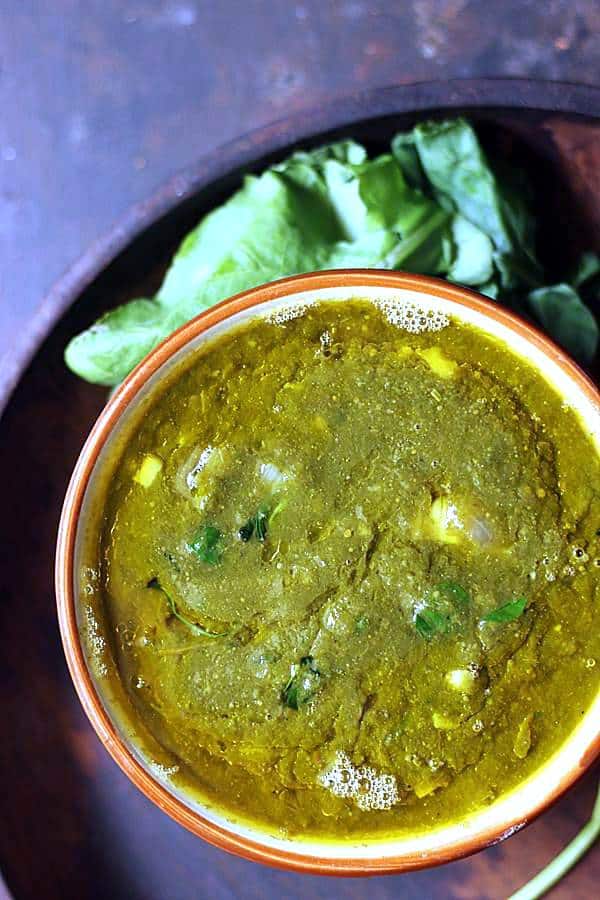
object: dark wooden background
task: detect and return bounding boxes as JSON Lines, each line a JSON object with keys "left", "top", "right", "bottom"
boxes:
{"left": 1, "top": 2, "right": 599, "bottom": 899}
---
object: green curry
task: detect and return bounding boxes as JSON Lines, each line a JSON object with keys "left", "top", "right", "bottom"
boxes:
{"left": 80, "top": 298, "right": 600, "bottom": 840}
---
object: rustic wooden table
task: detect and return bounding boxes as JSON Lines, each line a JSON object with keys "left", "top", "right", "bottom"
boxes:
{"left": 0, "top": 3, "right": 599, "bottom": 899}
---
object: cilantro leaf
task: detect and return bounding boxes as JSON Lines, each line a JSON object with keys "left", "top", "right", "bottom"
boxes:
{"left": 282, "top": 656, "right": 321, "bottom": 709}
{"left": 483, "top": 597, "right": 527, "bottom": 623}
{"left": 189, "top": 525, "right": 222, "bottom": 565}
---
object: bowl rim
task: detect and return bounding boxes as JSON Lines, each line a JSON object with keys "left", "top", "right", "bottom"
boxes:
{"left": 56, "top": 269, "right": 600, "bottom": 876}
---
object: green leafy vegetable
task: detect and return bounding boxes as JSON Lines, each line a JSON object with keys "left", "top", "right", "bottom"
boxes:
{"left": 415, "top": 608, "right": 449, "bottom": 639}
{"left": 409, "top": 119, "right": 522, "bottom": 255}
{"left": 570, "top": 250, "right": 600, "bottom": 290}
{"left": 405, "top": 120, "right": 543, "bottom": 290}
{"left": 483, "top": 597, "right": 527, "bottom": 623}
{"left": 65, "top": 299, "right": 169, "bottom": 387}
{"left": 390, "top": 131, "right": 427, "bottom": 190}
{"left": 238, "top": 519, "right": 255, "bottom": 542}
{"left": 254, "top": 504, "right": 269, "bottom": 541}
{"left": 188, "top": 525, "right": 222, "bottom": 564}
{"left": 65, "top": 118, "right": 598, "bottom": 385}
{"left": 447, "top": 215, "right": 494, "bottom": 286}
{"left": 282, "top": 656, "right": 321, "bottom": 709}
{"left": 355, "top": 614, "right": 369, "bottom": 634}
{"left": 146, "top": 577, "right": 227, "bottom": 637}
{"left": 415, "top": 580, "right": 470, "bottom": 639}
{"left": 528, "top": 284, "right": 598, "bottom": 364}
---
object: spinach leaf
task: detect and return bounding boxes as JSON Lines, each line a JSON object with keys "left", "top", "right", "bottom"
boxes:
{"left": 282, "top": 656, "right": 321, "bottom": 709}
{"left": 65, "top": 119, "right": 598, "bottom": 384}
{"left": 411, "top": 118, "right": 529, "bottom": 257}
{"left": 65, "top": 142, "right": 421, "bottom": 385}
{"left": 189, "top": 525, "right": 222, "bottom": 565}
{"left": 146, "top": 577, "right": 227, "bottom": 637}
{"left": 65, "top": 298, "right": 168, "bottom": 387}
{"left": 390, "top": 131, "right": 427, "bottom": 191}
{"left": 483, "top": 597, "right": 527, "bottom": 623}
{"left": 447, "top": 215, "right": 494, "bottom": 286}
{"left": 405, "top": 120, "right": 543, "bottom": 290}
{"left": 570, "top": 251, "right": 600, "bottom": 290}
{"left": 527, "top": 284, "right": 598, "bottom": 364}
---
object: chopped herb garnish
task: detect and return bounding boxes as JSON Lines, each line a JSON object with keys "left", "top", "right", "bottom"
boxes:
{"left": 189, "top": 525, "right": 222, "bottom": 564}
{"left": 255, "top": 503, "right": 269, "bottom": 541}
{"left": 355, "top": 615, "right": 369, "bottom": 634}
{"left": 238, "top": 519, "right": 255, "bottom": 542}
{"left": 282, "top": 655, "right": 321, "bottom": 709}
{"left": 414, "top": 580, "right": 469, "bottom": 639}
{"left": 238, "top": 502, "right": 271, "bottom": 543}
{"left": 483, "top": 597, "right": 527, "bottom": 623}
{"left": 437, "top": 580, "right": 470, "bottom": 606}
{"left": 146, "top": 577, "right": 227, "bottom": 637}
{"left": 268, "top": 499, "right": 287, "bottom": 524}
{"left": 415, "top": 608, "right": 450, "bottom": 639}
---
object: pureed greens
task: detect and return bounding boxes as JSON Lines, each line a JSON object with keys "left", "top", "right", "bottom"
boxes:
{"left": 80, "top": 299, "right": 600, "bottom": 840}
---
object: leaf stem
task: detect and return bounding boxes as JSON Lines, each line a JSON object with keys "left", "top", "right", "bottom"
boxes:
{"left": 146, "top": 577, "right": 227, "bottom": 638}
{"left": 509, "top": 782, "right": 600, "bottom": 900}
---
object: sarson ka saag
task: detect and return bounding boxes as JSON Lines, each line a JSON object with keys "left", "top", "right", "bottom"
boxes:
{"left": 78, "top": 297, "right": 600, "bottom": 840}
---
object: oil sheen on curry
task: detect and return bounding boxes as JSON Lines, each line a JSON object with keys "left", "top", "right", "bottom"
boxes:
{"left": 81, "top": 298, "right": 600, "bottom": 840}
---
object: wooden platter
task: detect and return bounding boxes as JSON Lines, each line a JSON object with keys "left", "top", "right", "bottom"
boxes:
{"left": 1, "top": 79, "right": 599, "bottom": 899}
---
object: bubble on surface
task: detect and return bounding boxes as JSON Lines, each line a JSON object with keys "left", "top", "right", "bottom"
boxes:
{"left": 267, "top": 302, "right": 312, "bottom": 325}
{"left": 373, "top": 297, "right": 450, "bottom": 333}
{"left": 82, "top": 602, "right": 107, "bottom": 677}
{"left": 319, "top": 751, "right": 399, "bottom": 811}
{"left": 149, "top": 761, "right": 180, "bottom": 780}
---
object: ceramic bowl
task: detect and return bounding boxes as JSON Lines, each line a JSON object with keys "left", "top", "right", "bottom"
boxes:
{"left": 56, "top": 269, "right": 600, "bottom": 875}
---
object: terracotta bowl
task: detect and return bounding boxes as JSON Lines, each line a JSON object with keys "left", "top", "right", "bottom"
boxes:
{"left": 56, "top": 269, "right": 600, "bottom": 876}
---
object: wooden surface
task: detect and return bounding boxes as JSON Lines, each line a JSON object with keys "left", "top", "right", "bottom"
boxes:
{"left": 1, "top": 4, "right": 600, "bottom": 900}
